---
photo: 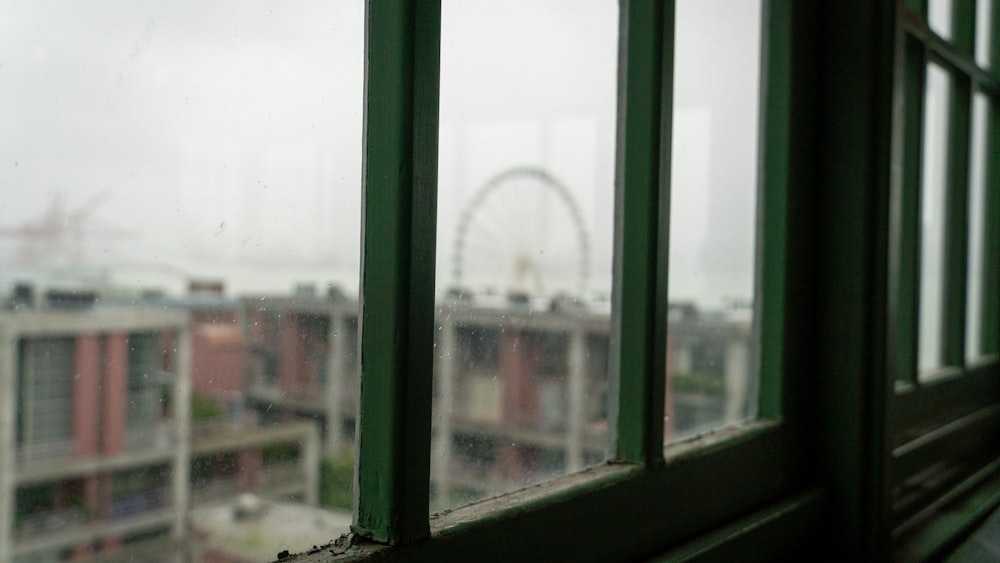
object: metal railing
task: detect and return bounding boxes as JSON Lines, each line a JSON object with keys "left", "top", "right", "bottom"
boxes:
{"left": 16, "top": 440, "right": 74, "bottom": 465}
{"left": 14, "top": 506, "right": 86, "bottom": 539}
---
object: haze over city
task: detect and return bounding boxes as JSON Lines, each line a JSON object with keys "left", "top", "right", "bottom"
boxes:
{"left": 1, "top": 0, "right": 760, "bottom": 309}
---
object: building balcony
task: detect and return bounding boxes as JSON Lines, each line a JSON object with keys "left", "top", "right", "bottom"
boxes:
{"left": 260, "top": 462, "right": 305, "bottom": 491}
{"left": 11, "top": 506, "right": 177, "bottom": 560}
{"left": 246, "top": 380, "right": 327, "bottom": 414}
{"left": 14, "top": 506, "right": 87, "bottom": 541}
{"left": 15, "top": 440, "right": 74, "bottom": 466}
{"left": 125, "top": 421, "right": 177, "bottom": 453}
{"left": 190, "top": 463, "right": 310, "bottom": 508}
{"left": 191, "top": 477, "right": 241, "bottom": 506}
{"left": 110, "top": 488, "right": 170, "bottom": 521}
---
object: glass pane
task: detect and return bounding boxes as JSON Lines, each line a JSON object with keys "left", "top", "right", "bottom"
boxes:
{"left": 432, "top": 0, "right": 617, "bottom": 512}
{"left": 929, "top": 0, "right": 954, "bottom": 40}
{"left": 0, "top": 1, "right": 362, "bottom": 560}
{"left": 966, "top": 92, "right": 989, "bottom": 361}
{"left": 665, "top": 0, "right": 762, "bottom": 443}
{"left": 977, "top": 0, "right": 993, "bottom": 68}
{"left": 918, "top": 63, "right": 952, "bottom": 376}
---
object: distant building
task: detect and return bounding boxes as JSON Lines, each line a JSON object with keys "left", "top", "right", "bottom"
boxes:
{"left": 240, "top": 289, "right": 753, "bottom": 510}
{"left": 242, "top": 289, "right": 358, "bottom": 457}
{"left": 0, "top": 286, "right": 320, "bottom": 562}
{"left": 160, "top": 281, "right": 249, "bottom": 418}
{"left": 0, "top": 303, "right": 190, "bottom": 562}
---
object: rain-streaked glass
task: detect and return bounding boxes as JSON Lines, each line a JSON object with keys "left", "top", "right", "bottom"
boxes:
{"left": 929, "top": 0, "right": 954, "bottom": 41}
{"left": 432, "top": 0, "right": 617, "bottom": 512}
{"left": 966, "top": 92, "right": 989, "bottom": 362}
{"left": 918, "top": 63, "right": 952, "bottom": 377}
{"left": 666, "top": 0, "right": 762, "bottom": 443}
{"left": 977, "top": 0, "right": 993, "bottom": 68}
{"left": 0, "top": 1, "right": 362, "bottom": 560}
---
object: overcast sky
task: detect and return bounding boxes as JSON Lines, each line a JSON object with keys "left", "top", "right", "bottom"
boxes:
{"left": 1, "top": 0, "right": 760, "bottom": 308}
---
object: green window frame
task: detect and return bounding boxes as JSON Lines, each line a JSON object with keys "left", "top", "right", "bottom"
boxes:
{"left": 285, "top": 0, "right": 1000, "bottom": 560}
{"left": 338, "top": 0, "right": 818, "bottom": 559}
{"left": 889, "top": 0, "right": 1000, "bottom": 557}
{"left": 8, "top": 1, "right": 1000, "bottom": 561}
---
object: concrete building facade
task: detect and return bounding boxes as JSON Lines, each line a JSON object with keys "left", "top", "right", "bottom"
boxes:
{"left": 0, "top": 295, "right": 321, "bottom": 562}
{"left": 240, "top": 291, "right": 753, "bottom": 510}
{"left": 0, "top": 308, "right": 192, "bottom": 562}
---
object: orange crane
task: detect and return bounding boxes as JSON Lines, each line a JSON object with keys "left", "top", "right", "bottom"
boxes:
{"left": 0, "top": 191, "right": 129, "bottom": 266}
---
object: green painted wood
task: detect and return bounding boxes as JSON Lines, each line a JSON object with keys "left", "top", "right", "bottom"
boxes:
{"left": 892, "top": 362, "right": 1000, "bottom": 439}
{"left": 609, "top": 0, "right": 671, "bottom": 464}
{"left": 651, "top": 490, "right": 825, "bottom": 563}
{"left": 943, "top": 70, "right": 972, "bottom": 368}
{"left": 353, "top": 0, "right": 441, "bottom": 545}
{"left": 272, "top": 2, "right": 1000, "bottom": 562}
{"left": 890, "top": 34, "right": 925, "bottom": 385}
{"left": 953, "top": 0, "right": 976, "bottom": 56}
{"left": 902, "top": 12, "right": 1000, "bottom": 90}
{"left": 982, "top": 90, "right": 1000, "bottom": 353}
{"left": 885, "top": 3, "right": 1000, "bottom": 553}
{"left": 984, "top": 10, "right": 1000, "bottom": 354}
{"left": 993, "top": 0, "right": 1000, "bottom": 80}
{"left": 813, "top": 0, "right": 895, "bottom": 558}
{"left": 757, "top": 0, "right": 791, "bottom": 420}
{"left": 892, "top": 404, "right": 1000, "bottom": 486}
{"left": 308, "top": 424, "right": 795, "bottom": 563}
{"left": 757, "top": 3, "right": 824, "bottom": 462}
{"left": 895, "top": 456, "right": 1000, "bottom": 561}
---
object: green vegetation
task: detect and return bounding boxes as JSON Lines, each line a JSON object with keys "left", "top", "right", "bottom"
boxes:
{"left": 320, "top": 451, "right": 354, "bottom": 510}
{"left": 670, "top": 372, "right": 725, "bottom": 397}
{"left": 191, "top": 393, "right": 224, "bottom": 422}
{"left": 14, "top": 484, "right": 55, "bottom": 526}
{"left": 262, "top": 441, "right": 299, "bottom": 464}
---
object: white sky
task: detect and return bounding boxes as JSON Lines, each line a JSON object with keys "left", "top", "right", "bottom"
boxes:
{"left": 0, "top": 0, "right": 761, "bottom": 308}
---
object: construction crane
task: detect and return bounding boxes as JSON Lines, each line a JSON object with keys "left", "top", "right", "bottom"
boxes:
{"left": 0, "top": 191, "right": 129, "bottom": 267}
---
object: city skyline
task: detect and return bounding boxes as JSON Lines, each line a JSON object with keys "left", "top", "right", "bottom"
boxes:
{"left": 2, "top": 0, "right": 762, "bottom": 308}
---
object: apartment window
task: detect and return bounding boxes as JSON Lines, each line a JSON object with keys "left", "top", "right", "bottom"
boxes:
{"left": 16, "top": 338, "right": 74, "bottom": 461}
{"left": 126, "top": 333, "right": 164, "bottom": 443}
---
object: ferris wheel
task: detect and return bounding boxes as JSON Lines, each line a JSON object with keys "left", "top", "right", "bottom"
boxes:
{"left": 451, "top": 167, "right": 591, "bottom": 298}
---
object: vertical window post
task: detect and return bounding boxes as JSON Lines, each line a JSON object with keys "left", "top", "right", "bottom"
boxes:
{"left": 609, "top": 0, "right": 673, "bottom": 464}
{"left": 0, "top": 328, "right": 14, "bottom": 563}
{"left": 353, "top": 0, "right": 441, "bottom": 545}
{"left": 172, "top": 325, "right": 192, "bottom": 541}
{"left": 942, "top": 67, "right": 972, "bottom": 368}
{"left": 757, "top": 0, "right": 793, "bottom": 419}
{"left": 939, "top": 0, "right": 975, "bottom": 368}
{"left": 889, "top": 34, "right": 926, "bottom": 385}
{"left": 982, "top": 22, "right": 1000, "bottom": 354}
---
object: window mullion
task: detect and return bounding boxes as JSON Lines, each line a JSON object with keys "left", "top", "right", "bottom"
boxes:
{"left": 943, "top": 73, "right": 972, "bottom": 367}
{"left": 609, "top": 0, "right": 672, "bottom": 464}
{"left": 983, "top": 94, "right": 1000, "bottom": 354}
{"left": 353, "top": 0, "right": 441, "bottom": 545}
{"left": 0, "top": 329, "right": 14, "bottom": 563}
{"left": 984, "top": 2, "right": 1000, "bottom": 353}
{"left": 940, "top": 0, "right": 975, "bottom": 368}
{"left": 994, "top": 0, "right": 1000, "bottom": 80}
{"left": 757, "top": 0, "right": 791, "bottom": 418}
{"left": 954, "top": 0, "right": 976, "bottom": 55}
{"left": 890, "top": 35, "right": 926, "bottom": 386}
